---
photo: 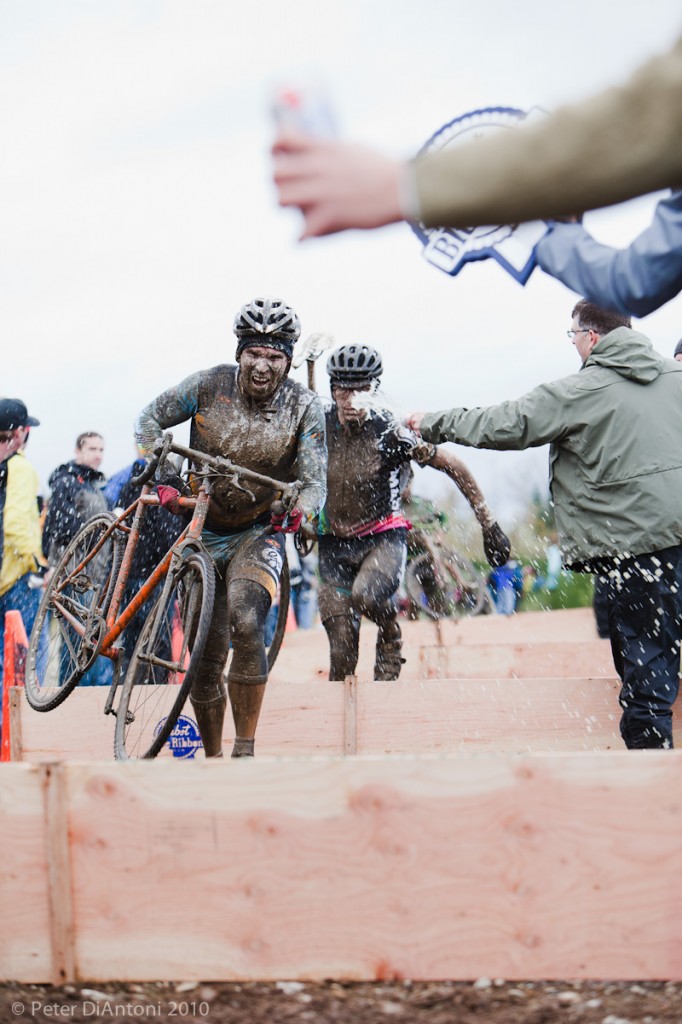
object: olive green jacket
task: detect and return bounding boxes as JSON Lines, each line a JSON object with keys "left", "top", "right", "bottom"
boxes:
{"left": 419, "top": 328, "right": 682, "bottom": 567}
{"left": 414, "top": 36, "right": 682, "bottom": 227}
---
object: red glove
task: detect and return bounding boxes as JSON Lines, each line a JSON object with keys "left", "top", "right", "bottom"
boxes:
{"left": 156, "top": 484, "right": 182, "bottom": 515}
{"left": 270, "top": 506, "right": 304, "bottom": 534}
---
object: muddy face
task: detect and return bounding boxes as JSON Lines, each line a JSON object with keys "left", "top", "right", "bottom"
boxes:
{"left": 238, "top": 346, "right": 289, "bottom": 401}
{"left": 333, "top": 384, "right": 371, "bottom": 427}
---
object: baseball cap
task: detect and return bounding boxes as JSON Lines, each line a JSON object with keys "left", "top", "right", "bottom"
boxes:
{"left": 0, "top": 398, "right": 40, "bottom": 431}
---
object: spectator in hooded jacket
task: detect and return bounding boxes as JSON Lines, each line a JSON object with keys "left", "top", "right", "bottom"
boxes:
{"left": 106, "top": 454, "right": 183, "bottom": 677}
{"left": 42, "top": 431, "right": 110, "bottom": 686}
{"left": 42, "top": 432, "right": 107, "bottom": 567}
{"left": 406, "top": 300, "right": 682, "bottom": 750}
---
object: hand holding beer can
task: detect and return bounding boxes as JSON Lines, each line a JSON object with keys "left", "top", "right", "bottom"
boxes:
{"left": 272, "top": 82, "right": 337, "bottom": 138}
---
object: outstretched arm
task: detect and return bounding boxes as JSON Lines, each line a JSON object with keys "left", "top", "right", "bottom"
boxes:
{"left": 273, "top": 36, "right": 682, "bottom": 238}
{"left": 428, "top": 446, "right": 492, "bottom": 527}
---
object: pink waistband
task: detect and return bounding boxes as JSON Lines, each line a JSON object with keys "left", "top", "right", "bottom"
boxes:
{"left": 354, "top": 515, "right": 413, "bottom": 538}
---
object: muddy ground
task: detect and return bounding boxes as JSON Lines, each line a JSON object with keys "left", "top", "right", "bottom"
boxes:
{"left": 2, "top": 980, "right": 682, "bottom": 1024}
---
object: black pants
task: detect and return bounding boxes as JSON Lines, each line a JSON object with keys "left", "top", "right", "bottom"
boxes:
{"left": 599, "top": 544, "right": 682, "bottom": 749}
{"left": 318, "top": 529, "right": 407, "bottom": 680}
{"left": 592, "top": 575, "right": 610, "bottom": 639}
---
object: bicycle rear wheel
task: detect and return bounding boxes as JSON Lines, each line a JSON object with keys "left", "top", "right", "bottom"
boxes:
{"left": 443, "top": 551, "right": 488, "bottom": 617}
{"left": 25, "top": 513, "right": 124, "bottom": 711}
{"left": 406, "top": 549, "right": 487, "bottom": 620}
{"left": 114, "top": 549, "right": 215, "bottom": 760}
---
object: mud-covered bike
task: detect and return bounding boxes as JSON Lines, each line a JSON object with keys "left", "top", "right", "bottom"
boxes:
{"left": 24, "top": 433, "right": 299, "bottom": 760}
{"left": 404, "top": 515, "right": 490, "bottom": 620}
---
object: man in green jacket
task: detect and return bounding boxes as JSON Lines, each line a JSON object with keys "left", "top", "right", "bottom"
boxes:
{"left": 406, "top": 300, "right": 682, "bottom": 750}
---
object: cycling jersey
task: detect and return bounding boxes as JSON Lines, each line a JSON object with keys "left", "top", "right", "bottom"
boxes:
{"left": 136, "top": 364, "right": 327, "bottom": 532}
{"left": 320, "top": 408, "right": 416, "bottom": 538}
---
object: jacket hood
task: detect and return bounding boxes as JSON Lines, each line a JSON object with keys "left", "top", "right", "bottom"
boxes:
{"left": 48, "top": 460, "right": 106, "bottom": 488}
{"left": 584, "top": 326, "right": 665, "bottom": 384}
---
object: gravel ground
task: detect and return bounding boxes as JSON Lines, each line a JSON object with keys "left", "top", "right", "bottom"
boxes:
{"left": 2, "top": 979, "right": 682, "bottom": 1024}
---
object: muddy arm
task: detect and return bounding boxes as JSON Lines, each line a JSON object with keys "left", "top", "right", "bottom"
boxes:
{"left": 426, "top": 446, "right": 491, "bottom": 526}
{"left": 426, "top": 446, "right": 511, "bottom": 568}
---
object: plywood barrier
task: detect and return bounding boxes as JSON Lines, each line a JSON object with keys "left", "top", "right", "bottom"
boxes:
{"left": 270, "top": 628, "right": 616, "bottom": 682}
{"left": 425, "top": 606, "right": 604, "bottom": 645}
{"left": 269, "top": 609, "right": 616, "bottom": 681}
{"left": 3, "top": 752, "right": 682, "bottom": 982}
{"left": 0, "top": 763, "right": 53, "bottom": 981}
{"left": 13, "top": 675, "right": 681, "bottom": 762}
{"left": 14, "top": 681, "right": 345, "bottom": 762}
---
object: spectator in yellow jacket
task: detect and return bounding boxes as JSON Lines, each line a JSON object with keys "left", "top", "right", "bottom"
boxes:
{"left": 0, "top": 399, "right": 42, "bottom": 707}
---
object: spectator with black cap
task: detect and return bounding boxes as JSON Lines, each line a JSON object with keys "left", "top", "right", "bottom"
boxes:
{"left": 0, "top": 398, "right": 42, "bottom": 703}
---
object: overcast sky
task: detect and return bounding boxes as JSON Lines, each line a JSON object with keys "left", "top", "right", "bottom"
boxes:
{"left": 2, "top": 0, "right": 682, "bottom": 526}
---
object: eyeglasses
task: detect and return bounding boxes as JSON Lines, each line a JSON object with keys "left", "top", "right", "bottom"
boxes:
{"left": 567, "top": 327, "right": 591, "bottom": 339}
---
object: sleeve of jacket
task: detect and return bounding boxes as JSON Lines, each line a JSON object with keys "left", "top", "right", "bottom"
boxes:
{"left": 413, "top": 37, "right": 682, "bottom": 228}
{"left": 294, "top": 396, "right": 328, "bottom": 521}
{"left": 418, "top": 381, "right": 572, "bottom": 451}
{"left": 4, "top": 457, "right": 41, "bottom": 564}
{"left": 135, "top": 372, "right": 203, "bottom": 457}
{"left": 535, "top": 191, "right": 682, "bottom": 317}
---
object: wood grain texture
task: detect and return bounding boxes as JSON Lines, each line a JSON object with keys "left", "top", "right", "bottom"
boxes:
{"left": 43, "top": 763, "right": 76, "bottom": 983}
{"left": 344, "top": 676, "right": 357, "bottom": 755}
{"left": 269, "top": 612, "right": 615, "bottom": 682}
{"left": 0, "top": 764, "right": 52, "bottom": 980}
{"left": 8, "top": 688, "right": 23, "bottom": 762}
{"left": 62, "top": 753, "right": 682, "bottom": 981}
{"left": 356, "top": 677, "right": 631, "bottom": 754}
{"left": 22, "top": 673, "right": 681, "bottom": 761}
{"left": 18, "top": 681, "right": 345, "bottom": 762}
{"left": 20, "top": 675, "right": 663, "bottom": 761}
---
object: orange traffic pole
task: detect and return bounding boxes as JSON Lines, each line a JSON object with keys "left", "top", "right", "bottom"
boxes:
{"left": 1, "top": 609, "right": 28, "bottom": 762}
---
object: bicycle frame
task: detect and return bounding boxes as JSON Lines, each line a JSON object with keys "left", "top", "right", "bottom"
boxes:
{"left": 100, "top": 489, "right": 205, "bottom": 657}
{"left": 46, "top": 483, "right": 208, "bottom": 713}
{"left": 45, "top": 433, "right": 300, "bottom": 714}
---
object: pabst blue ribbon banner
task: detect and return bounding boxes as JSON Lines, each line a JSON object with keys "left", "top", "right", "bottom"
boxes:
{"left": 412, "top": 107, "right": 550, "bottom": 284}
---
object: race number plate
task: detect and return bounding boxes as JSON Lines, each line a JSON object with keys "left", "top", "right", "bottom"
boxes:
{"left": 412, "top": 106, "right": 549, "bottom": 284}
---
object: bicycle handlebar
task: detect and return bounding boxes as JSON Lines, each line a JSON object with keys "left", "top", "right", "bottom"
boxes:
{"left": 130, "top": 434, "right": 174, "bottom": 487}
{"left": 131, "top": 433, "right": 301, "bottom": 507}
{"left": 130, "top": 461, "right": 156, "bottom": 487}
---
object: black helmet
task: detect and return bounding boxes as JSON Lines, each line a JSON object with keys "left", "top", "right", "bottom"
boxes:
{"left": 327, "top": 344, "right": 383, "bottom": 387}
{"left": 234, "top": 297, "right": 301, "bottom": 359}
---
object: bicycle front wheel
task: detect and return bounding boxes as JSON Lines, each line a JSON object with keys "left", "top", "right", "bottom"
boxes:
{"left": 114, "top": 550, "right": 215, "bottom": 760}
{"left": 25, "top": 513, "right": 124, "bottom": 711}
{"left": 266, "top": 554, "right": 290, "bottom": 671}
